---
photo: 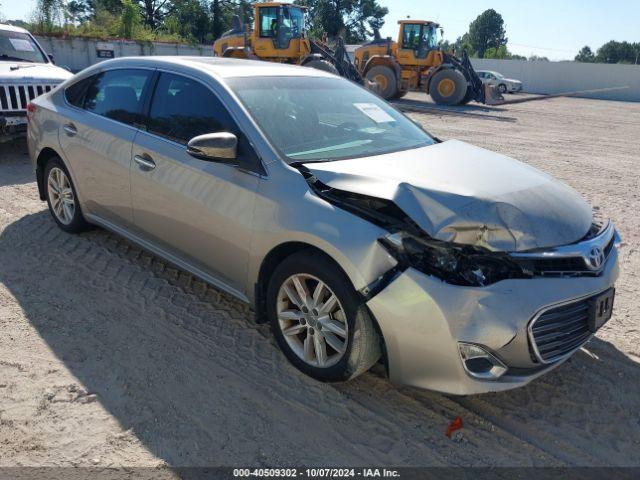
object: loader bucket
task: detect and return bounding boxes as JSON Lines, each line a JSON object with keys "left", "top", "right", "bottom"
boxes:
{"left": 484, "top": 83, "right": 505, "bottom": 105}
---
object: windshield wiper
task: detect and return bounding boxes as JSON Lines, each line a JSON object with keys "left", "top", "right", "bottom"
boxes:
{"left": 0, "top": 54, "right": 34, "bottom": 63}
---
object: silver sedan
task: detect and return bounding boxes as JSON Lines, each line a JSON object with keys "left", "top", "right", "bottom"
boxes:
{"left": 477, "top": 70, "right": 523, "bottom": 94}
{"left": 27, "top": 57, "right": 619, "bottom": 395}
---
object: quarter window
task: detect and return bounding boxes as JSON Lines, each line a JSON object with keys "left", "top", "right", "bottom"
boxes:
{"left": 83, "top": 69, "right": 152, "bottom": 126}
{"left": 64, "top": 76, "right": 93, "bottom": 107}
{"left": 146, "top": 72, "right": 235, "bottom": 144}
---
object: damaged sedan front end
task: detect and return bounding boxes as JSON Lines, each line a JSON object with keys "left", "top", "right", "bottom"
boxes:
{"left": 296, "top": 147, "right": 620, "bottom": 395}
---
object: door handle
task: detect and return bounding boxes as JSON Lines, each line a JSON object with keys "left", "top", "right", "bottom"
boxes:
{"left": 63, "top": 123, "right": 77, "bottom": 137}
{"left": 133, "top": 154, "right": 156, "bottom": 171}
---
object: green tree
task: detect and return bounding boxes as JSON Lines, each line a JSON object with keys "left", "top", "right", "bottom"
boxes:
{"left": 295, "top": 0, "right": 387, "bottom": 42}
{"left": 120, "top": 0, "right": 141, "bottom": 37}
{"left": 467, "top": 9, "right": 507, "bottom": 58}
{"left": 528, "top": 54, "right": 549, "bottom": 62}
{"left": 595, "top": 40, "right": 640, "bottom": 64}
{"left": 575, "top": 46, "right": 595, "bottom": 63}
{"left": 34, "top": 0, "right": 65, "bottom": 31}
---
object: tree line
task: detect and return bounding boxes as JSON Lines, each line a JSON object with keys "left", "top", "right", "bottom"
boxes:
{"left": 576, "top": 42, "right": 640, "bottom": 65}
{"left": 17, "top": 0, "right": 388, "bottom": 44}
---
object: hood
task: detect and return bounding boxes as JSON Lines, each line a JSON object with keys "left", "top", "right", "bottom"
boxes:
{"left": 304, "top": 140, "right": 593, "bottom": 252}
{"left": 0, "top": 62, "right": 72, "bottom": 83}
{"left": 504, "top": 78, "right": 522, "bottom": 84}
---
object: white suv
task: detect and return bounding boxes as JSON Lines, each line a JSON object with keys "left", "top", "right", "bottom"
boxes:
{"left": 1, "top": 24, "right": 72, "bottom": 142}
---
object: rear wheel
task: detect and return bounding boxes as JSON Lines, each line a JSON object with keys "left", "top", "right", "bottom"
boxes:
{"left": 429, "top": 69, "right": 467, "bottom": 105}
{"left": 44, "top": 157, "right": 90, "bottom": 233}
{"left": 267, "top": 251, "right": 381, "bottom": 382}
{"left": 366, "top": 65, "right": 397, "bottom": 100}
{"left": 304, "top": 59, "right": 339, "bottom": 75}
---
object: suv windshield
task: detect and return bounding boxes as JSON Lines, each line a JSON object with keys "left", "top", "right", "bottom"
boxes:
{"left": 0, "top": 30, "right": 48, "bottom": 63}
{"left": 228, "top": 76, "right": 435, "bottom": 163}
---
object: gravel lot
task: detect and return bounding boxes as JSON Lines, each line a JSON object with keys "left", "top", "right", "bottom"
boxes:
{"left": 1, "top": 95, "right": 639, "bottom": 469}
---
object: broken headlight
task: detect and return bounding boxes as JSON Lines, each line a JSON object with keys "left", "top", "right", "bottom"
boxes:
{"left": 379, "top": 232, "right": 527, "bottom": 287}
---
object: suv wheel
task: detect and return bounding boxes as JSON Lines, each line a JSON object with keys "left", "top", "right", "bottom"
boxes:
{"left": 45, "top": 157, "right": 89, "bottom": 233}
{"left": 267, "top": 251, "right": 382, "bottom": 382}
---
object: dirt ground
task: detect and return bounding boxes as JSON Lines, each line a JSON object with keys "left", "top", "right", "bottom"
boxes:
{"left": 1, "top": 95, "right": 639, "bottom": 469}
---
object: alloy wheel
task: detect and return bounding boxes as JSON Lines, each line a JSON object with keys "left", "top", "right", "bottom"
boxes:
{"left": 276, "top": 274, "right": 349, "bottom": 368}
{"left": 47, "top": 167, "right": 75, "bottom": 225}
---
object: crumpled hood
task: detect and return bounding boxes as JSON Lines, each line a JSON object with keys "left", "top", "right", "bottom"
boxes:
{"left": 0, "top": 62, "right": 72, "bottom": 83}
{"left": 304, "top": 140, "right": 593, "bottom": 252}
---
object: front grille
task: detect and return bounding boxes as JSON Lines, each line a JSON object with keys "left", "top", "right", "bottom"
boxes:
{"left": 0, "top": 84, "right": 57, "bottom": 113}
{"left": 529, "top": 297, "right": 593, "bottom": 363}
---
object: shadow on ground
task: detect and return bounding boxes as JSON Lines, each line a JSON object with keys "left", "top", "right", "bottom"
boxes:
{"left": 1, "top": 210, "right": 639, "bottom": 467}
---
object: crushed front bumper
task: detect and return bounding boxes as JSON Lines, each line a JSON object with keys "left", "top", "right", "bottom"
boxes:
{"left": 367, "top": 244, "right": 619, "bottom": 396}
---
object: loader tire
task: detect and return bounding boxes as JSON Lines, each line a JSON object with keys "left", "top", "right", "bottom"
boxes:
{"left": 366, "top": 66, "right": 397, "bottom": 100}
{"left": 429, "top": 69, "right": 467, "bottom": 106}
{"left": 304, "top": 59, "right": 339, "bottom": 75}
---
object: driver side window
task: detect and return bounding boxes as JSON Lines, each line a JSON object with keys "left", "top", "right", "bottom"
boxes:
{"left": 402, "top": 24, "right": 422, "bottom": 49}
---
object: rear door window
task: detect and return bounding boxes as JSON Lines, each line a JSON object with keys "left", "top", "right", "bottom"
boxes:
{"left": 83, "top": 69, "right": 153, "bottom": 126}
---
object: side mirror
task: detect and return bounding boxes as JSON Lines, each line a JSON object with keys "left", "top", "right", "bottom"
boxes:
{"left": 186, "top": 132, "right": 238, "bottom": 163}
{"left": 47, "top": 53, "right": 55, "bottom": 64}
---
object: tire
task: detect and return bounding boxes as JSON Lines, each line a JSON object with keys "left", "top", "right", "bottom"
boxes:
{"left": 498, "top": 83, "right": 508, "bottom": 94}
{"left": 304, "top": 59, "right": 339, "bottom": 75}
{"left": 365, "top": 65, "right": 397, "bottom": 100}
{"left": 267, "top": 251, "right": 382, "bottom": 382}
{"left": 429, "top": 69, "right": 468, "bottom": 105}
{"left": 44, "top": 156, "right": 90, "bottom": 233}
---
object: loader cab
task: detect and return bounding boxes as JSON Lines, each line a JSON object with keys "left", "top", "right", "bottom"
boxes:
{"left": 397, "top": 21, "right": 440, "bottom": 62}
{"left": 256, "top": 3, "right": 306, "bottom": 51}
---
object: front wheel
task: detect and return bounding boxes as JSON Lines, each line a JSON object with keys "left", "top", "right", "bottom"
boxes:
{"left": 429, "top": 69, "right": 468, "bottom": 105}
{"left": 267, "top": 251, "right": 382, "bottom": 382}
{"left": 498, "top": 83, "right": 508, "bottom": 94}
{"left": 365, "top": 65, "right": 398, "bottom": 100}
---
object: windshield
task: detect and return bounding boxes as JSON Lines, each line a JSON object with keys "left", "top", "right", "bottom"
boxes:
{"left": 228, "top": 76, "right": 435, "bottom": 163}
{"left": 0, "top": 30, "right": 48, "bottom": 63}
{"left": 282, "top": 6, "right": 305, "bottom": 38}
{"left": 492, "top": 71, "right": 504, "bottom": 79}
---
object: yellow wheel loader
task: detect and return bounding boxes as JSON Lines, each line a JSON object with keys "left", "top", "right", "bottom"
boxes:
{"left": 354, "top": 20, "right": 502, "bottom": 105}
{"left": 213, "top": 2, "right": 364, "bottom": 85}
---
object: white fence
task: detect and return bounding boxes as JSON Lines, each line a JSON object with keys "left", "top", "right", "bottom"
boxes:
{"left": 34, "top": 36, "right": 640, "bottom": 102}
{"left": 471, "top": 59, "right": 639, "bottom": 102}
{"left": 34, "top": 36, "right": 214, "bottom": 73}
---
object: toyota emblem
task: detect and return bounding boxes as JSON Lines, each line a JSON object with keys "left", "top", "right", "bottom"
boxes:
{"left": 586, "top": 246, "right": 605, "bottom": 270}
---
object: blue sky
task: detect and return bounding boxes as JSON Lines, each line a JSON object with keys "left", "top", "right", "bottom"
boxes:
{"left": 2, "top": 0, "right": 638, "bottom": 60}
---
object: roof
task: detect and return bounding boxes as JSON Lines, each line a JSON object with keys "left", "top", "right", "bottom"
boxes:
{"left": 0, "top": 24, "right": 30, "bottom": 34}
{"left": 87, "top": 56, "right": 336, "bottom": 79}
{"left": 397, "top": 20, "right": 439, "bottom": 26}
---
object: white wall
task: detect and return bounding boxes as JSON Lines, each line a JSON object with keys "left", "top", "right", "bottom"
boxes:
{"left": 34, "top": 36, "right": 214, "bottom": 73}
{"left": 471, "top": 58, "right": 640, "bottom": 102}
{"left": 34, "top": 36, "right": 640, "bottom": 102}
